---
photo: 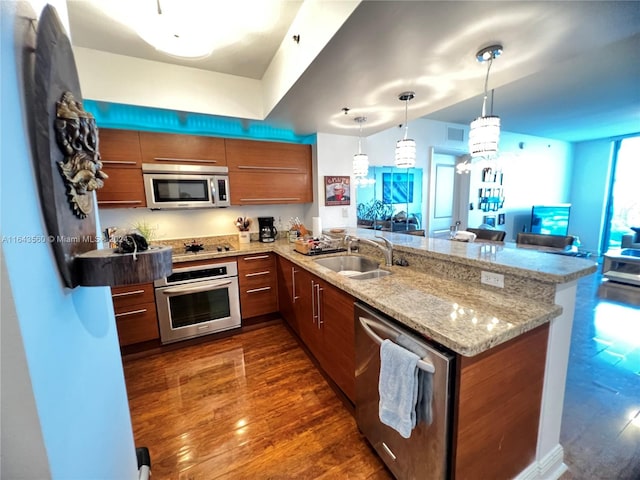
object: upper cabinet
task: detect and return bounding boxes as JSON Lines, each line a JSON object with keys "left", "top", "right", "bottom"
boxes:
{"left": 97, "top": 129, "right": 313, "bottom": 208}
{"left": 97, "top": 128, "right": 146, "bottom": 208}
{"left": 225, "top": 139, "right": 313, "bottom": 205}
{"left": 139, "top": 131, "right": 227, "bottom": 166}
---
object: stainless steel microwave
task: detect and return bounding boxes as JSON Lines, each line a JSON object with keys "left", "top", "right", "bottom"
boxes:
{"left": 142, "top": 163, "right": 230, "bottom": 209}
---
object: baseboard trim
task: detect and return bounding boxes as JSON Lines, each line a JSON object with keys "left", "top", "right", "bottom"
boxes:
{"left": 515, "top": 444, "right": 567, "bottom": 480}
{"left": 540, "top": 445, "right": 567, "bottom": 479}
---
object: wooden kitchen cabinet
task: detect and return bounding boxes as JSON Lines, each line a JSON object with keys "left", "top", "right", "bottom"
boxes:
{"left": 110, "top": 282, "right": 159, "bottom": 346}
{"left": 294, "top": 268, "right": 322, "bottom": 362}
{"left": 237, "top": 253, "right": 278, "bottom": 319}
{"left": 276, "top": 256, "right": 299, "bottom": 334}
{"left": 315, "top": 278, "right": 356, "bottom": 401}
{"left": 97, "top": 128, "right": 146, "bottom": 208}
{"left": 225, "top": 139, "right": 312, "bottom": 205}
{"left": 139, "top": 131, "right": 227, "bottom": 166}
{"left": 452, "top": 323, "right": 549, "bottom": 479}
{"left": 286, "top": 265, "right": 356, "bottom": 402}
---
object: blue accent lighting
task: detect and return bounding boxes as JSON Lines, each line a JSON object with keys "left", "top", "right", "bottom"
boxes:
{"left": 83, "top": 100, "right": 316, "bottom": 145}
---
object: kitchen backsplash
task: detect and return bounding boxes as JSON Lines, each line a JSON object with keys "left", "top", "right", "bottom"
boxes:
{"left": 99, "top": 204, "right": 311, "bottom": 241}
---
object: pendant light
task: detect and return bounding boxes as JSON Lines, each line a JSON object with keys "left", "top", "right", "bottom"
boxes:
{"left": 353, "top": 116, "right": 369, "bottom": 177}
{"left": 395, "top": 91, "right": 416, "bottom": 168}
{"left": 468, "top": 45, "right": 502, "bottom": 160}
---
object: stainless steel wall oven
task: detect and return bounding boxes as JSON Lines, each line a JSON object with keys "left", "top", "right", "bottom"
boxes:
{"left": 155, "top": 260, "right": 241, "bottom": 344}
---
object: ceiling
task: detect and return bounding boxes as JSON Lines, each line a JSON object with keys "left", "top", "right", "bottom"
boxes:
{"left": 66, "top": 1, "right": 640, "bottom": 143}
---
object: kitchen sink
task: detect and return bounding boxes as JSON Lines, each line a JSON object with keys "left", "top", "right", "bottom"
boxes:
{"left": 314, "top": 255, "right": 379, "bottom": 274}
{"left": 345, "top": 269, "right": 392, "bottom": 280}
{"left": 314, "top": 255, "right": 392, "bottom": 280}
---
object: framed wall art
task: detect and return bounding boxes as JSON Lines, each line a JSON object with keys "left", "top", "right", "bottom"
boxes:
{"left": 325, "top": 176, "right": 351, "bottom": 206}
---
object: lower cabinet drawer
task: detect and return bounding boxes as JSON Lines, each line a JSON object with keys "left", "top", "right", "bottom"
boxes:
{"left": 111, "top": 283, "right": 155, "bottom": 309}
{"left": 239, "top": 281, "right": 278, "bottom": 319}
{"left": 114, "top": 301, "right": 159, "bottom": 346}
{"left": 238, "top": 253, "right": 278, "bottom": 319}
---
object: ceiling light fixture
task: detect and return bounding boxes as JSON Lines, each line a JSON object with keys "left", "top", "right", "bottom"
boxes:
{"left": 135, "top": 1, "right": 216, "bottom": 59}
{"left": 395, "top": 91, "right": 416, "bottom": 169}
{"left": 468, "top": 44, "right": 503, "bottom": 161}
{"left": 94, "top": 0, "right": 280, "bottom": 60}
{"left": 353, "top": 116, "right": 369, "bottom": 178}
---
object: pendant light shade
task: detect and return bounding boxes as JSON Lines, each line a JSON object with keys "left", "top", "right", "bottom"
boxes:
{"left": 469, "top": 45, "right": 502, "bottom": 160}
{"left": 353, "top": 153, "right": 369, "bottom": 177}
{"left": 395, "top": 92, "right": 416, "bottom": 168}
{"left": 395, "top": 139, "right": 417, "bottom": 168}
{"left": 469, "top": 115, "right": 500, "bottom": 157}
{"left": 353, "top": 116, "right": 369, "bottom": 177}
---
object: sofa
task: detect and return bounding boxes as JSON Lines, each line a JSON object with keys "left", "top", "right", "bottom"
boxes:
{"left": 621, "top": 227, "right": 640, "bottom": 249}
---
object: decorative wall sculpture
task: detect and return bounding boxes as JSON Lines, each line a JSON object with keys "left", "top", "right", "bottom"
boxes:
{"left": 55, "top": 91, "right": 107, "bottom": 218}
{"left": 28, "top": 5, "right": 171, "bottom": 288}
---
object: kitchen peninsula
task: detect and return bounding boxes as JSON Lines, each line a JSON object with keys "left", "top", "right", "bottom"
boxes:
{"left": 163, "top": 228, "right": 596, "bottom": 480}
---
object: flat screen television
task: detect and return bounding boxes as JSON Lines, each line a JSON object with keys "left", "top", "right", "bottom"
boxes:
{"left": 530, "top": 204, "right": 571, "bottom": 236}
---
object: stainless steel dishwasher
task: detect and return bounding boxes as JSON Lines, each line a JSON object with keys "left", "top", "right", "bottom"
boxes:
{"left": 355, "top": 303, "right": 454, "bottom": 480}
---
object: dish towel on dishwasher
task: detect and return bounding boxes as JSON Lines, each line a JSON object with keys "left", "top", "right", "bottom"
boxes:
{"left": 396, "top": 333, "right": 433, "bottom": 426}
{"left": 378, "top": 339, "right": 420, "bottom": 439}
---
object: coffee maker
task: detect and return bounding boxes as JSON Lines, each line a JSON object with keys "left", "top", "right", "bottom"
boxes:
{"left": 258, "top": 217, "right": 278, "bottom": 243}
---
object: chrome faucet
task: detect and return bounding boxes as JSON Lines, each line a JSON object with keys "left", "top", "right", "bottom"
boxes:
{"left": 344, "top": 235, "right": 394, "bottom": 266}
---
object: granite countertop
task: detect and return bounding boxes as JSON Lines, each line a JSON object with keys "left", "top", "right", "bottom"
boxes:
{"left": 167, "top": 229, "right": 597, "bottom": 356}
{"left": 344, "top": 228, "right": 598, "bottom": 284}
{"left": 273, "top": 244, "right": 562, "bottom": 356}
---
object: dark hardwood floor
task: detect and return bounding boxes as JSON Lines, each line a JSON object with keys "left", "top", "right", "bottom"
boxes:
{"left": 560, "top": 272, "right": 640, "bottom": 480}
{"left": 123, "top": 271, "right": 640, "bottom": 479}
{"left": 123, "top": 323, "right": 391, "bottom": 479}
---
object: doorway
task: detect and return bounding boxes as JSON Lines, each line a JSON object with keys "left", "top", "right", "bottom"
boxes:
{"left": 603, "top": 136, "right": 640, "bottom": 251}
{"left": 426, "top": 149, "right": 469, "bottom": 238}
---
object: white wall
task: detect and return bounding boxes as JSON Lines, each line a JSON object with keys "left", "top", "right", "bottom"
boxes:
{"left": 1, "top": 2, "right": 137, "bottom": 478}
{"left": 570, "top": 139, "right": 614, "bottom": 255}
{"left": 74, "top": 47, "right": 265, "bottom": 120}
{"left": 467, "top": 131, "right": 574, "bottom": 240}
{"left": 315, "top": 132, "right": 358, "bottom": 230}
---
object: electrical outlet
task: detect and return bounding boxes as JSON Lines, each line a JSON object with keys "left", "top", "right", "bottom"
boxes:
{"left": 342, "top": 207, "right": 348, "bottom": 218}
{"left": 481, "top": 271, "right": 504, "bottom": 288}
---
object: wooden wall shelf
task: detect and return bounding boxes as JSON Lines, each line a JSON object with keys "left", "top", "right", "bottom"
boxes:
{"left": 75, "top": 246, "right": 172, "bottom": 287}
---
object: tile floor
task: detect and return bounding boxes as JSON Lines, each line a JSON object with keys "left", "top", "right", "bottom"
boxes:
{"left": 560, "top": 271, "right": 640, "bottom": 479}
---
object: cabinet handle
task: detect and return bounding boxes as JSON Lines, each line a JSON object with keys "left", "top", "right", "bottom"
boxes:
{"left": 311, "top": 281, "right": 317, "bottom": 325}
{"left": 246, "top": 286, "right": 271, "bottom": 294}
{"left": 245, "top": 270, "right": 270, "bottom": 277}
{"left": 239, "top": 197, "right": 301, "bottom": 202}
{"left": 101, "top": 160, "right": 138, "bottom": 166}
{"left": 153, "top": 157, "right": 218, "bottom": 163}
{"left": 98, "top": 200, "right": 143, "bottom": 205}
{"left": 292, "top": 268, "right": 299, "bottom": 303}
{"left": 115, "top": 308, "right": 147, "bottom": 318}
{"left": 237, "top": 165, "right": 299, "bottom": 172}
{"left": 243, "top": 255, "right": 270, "bottom": 261}
{"left": 316, "top": 284, "right": 323, "bottom": 329}
{"left": 162, "top": 280, "right": 231, "bottom": 295}
{"left": 112, "top": 289, "right": 145, "bottom": 298}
